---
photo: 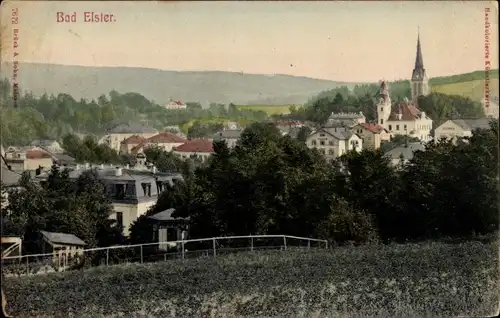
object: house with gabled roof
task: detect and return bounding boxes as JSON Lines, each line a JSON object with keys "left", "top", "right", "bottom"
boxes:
{"left": 352, "top": 123, "right": 391, "bottom": 150}
{"left": 434, "top": 118, "right": 492, "bottom": 142}
{"left": 306, "top": 127, "right": 363, "bottom": 159}
{"left": 98, "top": 123, "right": 158, "bottom": 152}
{"left": 173, "top": 139, "right": 214, "bottom": 162}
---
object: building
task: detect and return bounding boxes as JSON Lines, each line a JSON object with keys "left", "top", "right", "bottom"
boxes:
{"left": 481, "top": 97, "right": 499, "bottom": 119}
{"left": 212, "top": 130, "right": 242, "bottom": 148}
{"left": 3, "top": 147, "right": 54, "bottom": 172}
{"left": 411, "top": 31, "right": 429, "bottom": 102}
{"left": 120, "top": 135, "right": 146, "bottom": 154}
{"left": 30, "top": 140, "right": 64, "bottom": 153}
{"left": 33, "top": 157, "right": 184, "bottom": 237}
{"left": 352, "top": 123, "right": 391, "bottom": 150}
{"left": 384, "top": 142, "right": 425, "bottom": 166}
{"left": 434, "top": 118, "right": 492, "bottom": 141}
{"left": 376, "top": 32, "right": 432, "bottom": 141}
{"left": 98, "top": 123, "right": 158, "bottom": 152}
{"left": 163, "top": 99, "right": 187, "bottom": 110}
{"left": 326, "top": 112, "right": 366, "bottom": 129}
{"left": 306, "top": 127, "right": 363, "bottom": 159}
{"left": 376, "top": 82, "right": 432, "bottom": 141}
{"left": 148, "top": 208, "right": 190, "bottom": 251}
{"left": 130, "top": 132, "right": 187, "bottom": 154}
{"left": 173, "top": 139, "right": 214, "bottom": 162}
{"left": 39, "top": 231, "right": 86, "bottom": 268}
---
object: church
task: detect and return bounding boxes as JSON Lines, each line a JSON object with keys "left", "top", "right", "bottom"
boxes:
{"left": 376, "top": 32, "right": 433, "bottom": 142}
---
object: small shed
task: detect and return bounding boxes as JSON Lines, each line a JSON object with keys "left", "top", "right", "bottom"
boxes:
{"left": 40, "top": 231, "right": 86, "bottom": 266}
{"left": 148, "top": 208, "right": 190, "bottom": 250}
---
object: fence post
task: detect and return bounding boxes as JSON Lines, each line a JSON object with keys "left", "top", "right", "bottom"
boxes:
{"left": 106, "top": 248, "right": 109, "bottom": 266}
{"left": 140, "top": 245, "right": 143, "bottom": 264}
{"left": 26, "top": 255, "right": 29, "bottom": 276}
{"left": 250, "top": 235, "right": 254, "bottom": 252}
{"left": 307, "top": 239, "right": 311, "bottom": 249}
{"left": 283, "top": 236, "right": 287, "bottom": 250}
{"left": 164, "top": 253, "right": 167, "bottom": 262}
{"left": 325, "top": 241, "right": 328, "bottom": 249}
{"left": 212, "top": 238, "right": 216, "bottom": 258}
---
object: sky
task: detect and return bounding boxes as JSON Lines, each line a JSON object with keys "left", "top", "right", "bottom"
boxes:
{"left": 1, "top": 1, "right": 498, "bottom": 82}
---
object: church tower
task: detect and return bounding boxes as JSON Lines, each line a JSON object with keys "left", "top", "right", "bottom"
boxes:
{"left": 411, "top": 29, "right": 429, "bottom": 103}
{"left": 376, "top": 80, "right": 391, "bottom": 128}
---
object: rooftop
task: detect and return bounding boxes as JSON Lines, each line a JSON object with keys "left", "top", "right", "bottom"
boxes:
{"left": 147, "top": 132, "right": 187, "bottom": 144}
{"left": 385, "top": 142, "right": 425, "bottom": 161}
{"left": 358, "top": 123, "right": 387, "bottom": 134}
{"left": 450, "top": 118, "right": 492, "bottom": 131}
{"left": 40, "top": 230, "right": 86, "bottom": 246}
{"left": 174, "top": 139, "right": 214, "bottom": 153}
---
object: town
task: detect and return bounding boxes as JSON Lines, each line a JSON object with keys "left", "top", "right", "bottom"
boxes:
{"left": 1, "top": 2, "right": 498, "bottom": 317}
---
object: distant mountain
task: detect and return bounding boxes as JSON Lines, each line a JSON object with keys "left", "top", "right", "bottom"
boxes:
{"left": 1, "top": 62, "right": 358, "bottom": 106}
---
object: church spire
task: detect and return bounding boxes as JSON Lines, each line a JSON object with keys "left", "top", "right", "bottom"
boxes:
{"left": 414, "top": 27, "right": 424, "bottom": 70}
{"left": 411, "top": 27, "right": 429, "bottom": 102}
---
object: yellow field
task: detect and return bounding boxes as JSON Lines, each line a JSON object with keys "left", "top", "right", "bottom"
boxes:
{"left": 235, "top": 105, "right": 299, "bottom": 115}
{"left": 431, "top": 78, "right": 499, "bottom": 102}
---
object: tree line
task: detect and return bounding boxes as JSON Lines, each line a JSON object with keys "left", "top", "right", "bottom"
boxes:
{"left": 0, "top": 78, "right": 269, "bottom": 146}
{"left": 275, "top": 82, "right": 484, "bottom": 126}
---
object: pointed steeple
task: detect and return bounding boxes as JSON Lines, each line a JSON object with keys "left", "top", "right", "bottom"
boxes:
{"left": 411, "top": 27, "right": 429, "bottom": 102}
{"left": 414, "top": 27, "right": 424, "bottom": 70}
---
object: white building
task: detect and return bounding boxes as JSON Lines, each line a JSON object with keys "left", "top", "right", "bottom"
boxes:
{"left": 306, "top": 127, "right": 363, "bottom": 159}
{"left": 376, "top": 82, "right": 432, "bottom": 141}
{"left": 163, "top": 99, "right": 187, "bottom": 110}
{"left": 434, "top": 118, "right": 492, "bottom": 142}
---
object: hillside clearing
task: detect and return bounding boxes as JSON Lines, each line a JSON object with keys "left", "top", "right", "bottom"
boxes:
{"left": 431, "top": 78, "right": 499, "bottom": 102}
{"left": 4, "top": 240, "right": 498, "bottom": 317}
{"left": 235, "top": 104, "right": 299, "bottom": 115}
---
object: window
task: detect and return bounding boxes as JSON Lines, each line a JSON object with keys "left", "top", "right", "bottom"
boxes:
{"left": 328, "top": 149, "right": 334, "bottom": 155}
{"left": 141, "top": 183, "right": 152, "bottom": 197}
{"left": 320, "top": 140, "right": 325, "bottom": 146}
{"left": 319, "top": 133, "right": 325, "bottom": 137}
{"left": 396, "top": 125, "right": 400, "bottom": 130}
{"left": 381, "top": 119, "right": 384, "bottom": 125}
{"left": 312, "top": 140, "right": 317, "bottom": 145}
{"left": 389, "top": 125, "right": 392, "bottom": 130}
{"left": 404, "top": 125, "right": 407, "bottom": 130}
{"left": 329, "top": 140, "right": 334, "bottom": 146}
{"left": 115, "top": 184, "right": 125, "bottom": 200}
{"left": 381, "top": 107, "right": 384, "bottom": 112}
{"left": 116, "top": 212, "right": 123, "bottom": 228}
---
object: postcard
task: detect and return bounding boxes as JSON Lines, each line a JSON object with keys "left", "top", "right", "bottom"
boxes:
{"left": 1, "top": 1, "right": 498, "bottom": 317}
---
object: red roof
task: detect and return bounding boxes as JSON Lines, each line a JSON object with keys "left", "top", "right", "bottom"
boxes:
{"left": 147, "top": 132, "right": 187, "bottom": 144}
{"left": 358, "top": 123, "right": 387, "bottom": 134}
{"left": 388, "top": 101, "right": 421, "bottom": 121}
{"left": 121, "top": 135, "right": 146, "bottom": 145}
{"left": 174, "top": 139, "right": 214, "bottom": 153}
{"left": 27, "top": 150, "right": 52, "bottom": 159}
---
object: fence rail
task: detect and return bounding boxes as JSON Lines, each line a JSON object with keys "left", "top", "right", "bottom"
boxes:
{"left": 1, "top": 235, "right": 327, "bottom": 277}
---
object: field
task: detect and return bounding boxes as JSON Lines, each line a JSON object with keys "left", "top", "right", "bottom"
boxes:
{"left": 431, "top": 78, "right": 499, "bottom": 102}
{"left": 235, "top": 104, "right": 299, "bottom": 115}
{"left": 179, "top": 117, "right": 255, "bottom": 134}
{"left": 3, "top": 240, "right": 498, "bottom": 317}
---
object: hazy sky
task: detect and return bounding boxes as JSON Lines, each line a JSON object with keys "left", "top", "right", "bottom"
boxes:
{"left": 1, "top": 1, "right": 498, "bottom": 82}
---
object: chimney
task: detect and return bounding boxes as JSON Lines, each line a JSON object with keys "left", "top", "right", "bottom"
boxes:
{"left": 420, "top": 111, "right": 426, "bottom": 119}
{"left": 397, "top": 113, "right": 402, "bottom": 120}
{"left": 152, "top": 166, "right": 157, "bottom": 174}
{"left": 115, "top": 167, "right": 123, "bottom": 177}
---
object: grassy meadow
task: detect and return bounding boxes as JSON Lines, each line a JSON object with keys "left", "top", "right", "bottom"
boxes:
{"left": 431, "top": 78, "right": 499, "bottom": 102}
{"left": 4, "top": 240, "right": 498, "bottom": 317}
{"left": 235, "top": 104, "right": 299, "bottom": 115}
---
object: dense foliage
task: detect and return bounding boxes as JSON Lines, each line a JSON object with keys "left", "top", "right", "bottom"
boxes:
{"left": 0, "top": 78, "right": 269, "bottom": 145}
{"left": 61, "top": 133, "right": 123, "bottom": 164}
{"left": 1, "top": 166, "right": 124, "bottom": 251}
{"left": 4, "top": 240, "right": 498, "bottom": 316}
{"left": 129, "top": 119, "right": 498, "bottom": 245}
{"left": 279, "top": 81, "right": 485, "bottom": 125}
